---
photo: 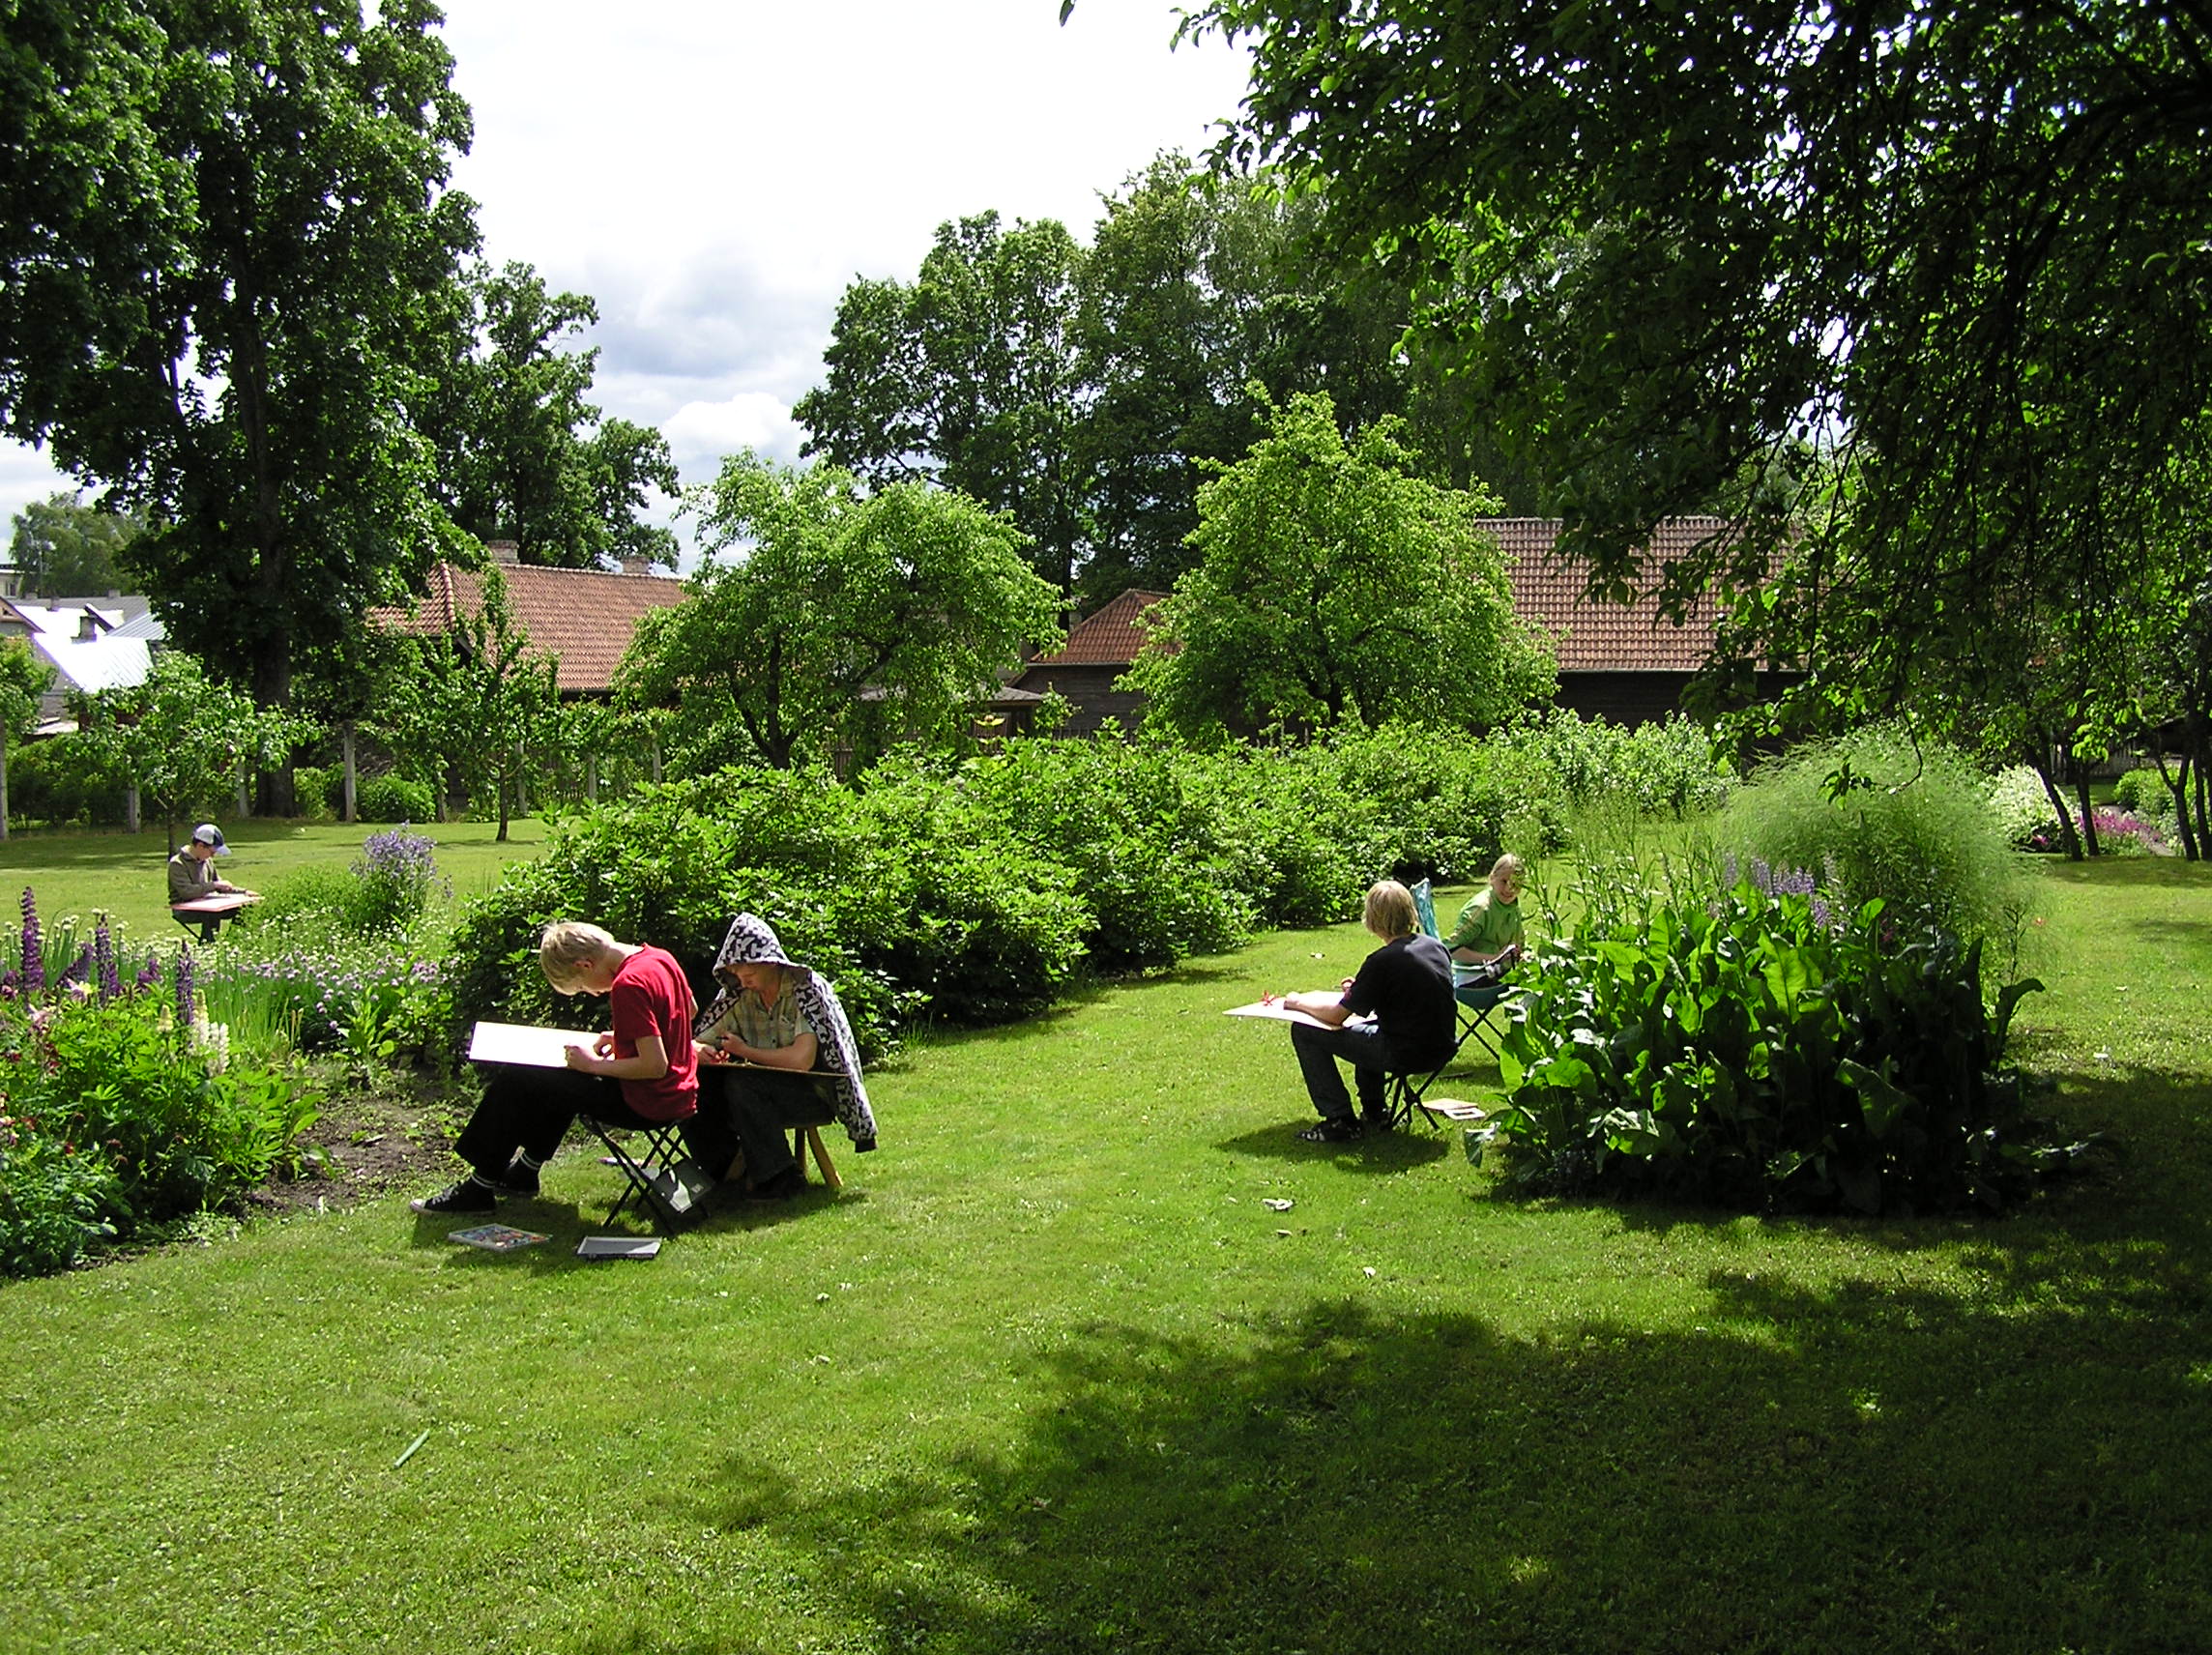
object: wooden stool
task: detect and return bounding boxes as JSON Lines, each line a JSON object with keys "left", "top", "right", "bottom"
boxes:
{"left": 792, "top": 1124, "right": 842, "bottom": 1192}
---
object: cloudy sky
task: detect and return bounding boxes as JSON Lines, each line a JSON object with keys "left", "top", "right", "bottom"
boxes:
{"left": 0, "top": 0, "right": 1253, "bottom": 554}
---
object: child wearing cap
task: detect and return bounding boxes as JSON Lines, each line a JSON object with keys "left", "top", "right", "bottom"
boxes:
{"left": 167, "top": 824, "right": 255, "bottom": 941}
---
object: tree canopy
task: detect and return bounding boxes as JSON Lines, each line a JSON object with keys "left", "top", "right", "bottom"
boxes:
{"left": 1179, "top": 0, "right": 2212, "bottom": 728}
{"left": 0, "top": 0, "right": 480, "bottom": 735}
{"left": 7, "top": 491, "right": 142, "bottom": 595}
{"left": 795, "top": 157, "right": 1536, "bottom": 604}
{"left": 1126, "top": 391, "right": 1553, "bottom": 741}
{"left": 618, "top": 453, "right": 1064, "bottom": 771}
{"left": 62, "top": 652, "right": 313, "bottom": 847}
{"left": 423, "top": 261, "right": 679, "bottom": 570}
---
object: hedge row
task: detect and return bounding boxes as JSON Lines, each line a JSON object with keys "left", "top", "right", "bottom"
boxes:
{"left": 444, "top": 715, "right": 1730, "bottom": 1054}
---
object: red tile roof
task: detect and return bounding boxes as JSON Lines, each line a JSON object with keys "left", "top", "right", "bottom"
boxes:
{"left": 1487, "top": 517, "right": 1732, "bottom": 673}
{"left": 372, "top": 562, "right": 687, "bottom": 693}
{"left": 1026, "top": 589, "right": 1171, "bottom": 667}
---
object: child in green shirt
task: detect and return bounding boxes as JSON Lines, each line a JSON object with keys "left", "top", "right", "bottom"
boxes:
{"left": 1448, "top": 854, "right": 1526, "bottom": 965}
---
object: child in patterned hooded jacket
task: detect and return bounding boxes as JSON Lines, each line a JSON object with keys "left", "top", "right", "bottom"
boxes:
{"left": 691, "top": 913, "right": 878, "bottom": 1200}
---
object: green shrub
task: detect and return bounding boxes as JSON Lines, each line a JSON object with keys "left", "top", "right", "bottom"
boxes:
{"left": 956, "top": 739, "right": 1254, "bottom": 969}
{"left": 1987, "top": 765, "right": 2065, "bottom": 850}
{"left": 1721, "top": 727, "right": 2030, "bottom": 946}
{"left": 291, "top": 765, "right": 335, "bottom": 821}
{"left": 1479, "top": 865, "right": 2084, "bottom": 1213}
{"left": 0, "top": 1117, "right": 119, "bottom": 1274}
{"left": 1491, "top": 708, "right": 1734, "bottom": 820}
{"left": 445, "top": 769, "right": 1086, "bottom": 1051}
{"left": 356, "top": 772, "right": 433, "bottom": 824}
{"left": 235, "top": 865, "right": 355, "bottom": 944}
{"left": 1298, "top": 722, "right": 1554, "bottom": 884}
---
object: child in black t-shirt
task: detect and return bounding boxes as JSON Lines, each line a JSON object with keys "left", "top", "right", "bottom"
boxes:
{"left": 1278, "top": 881, "right": 1455, "bottom": 1142}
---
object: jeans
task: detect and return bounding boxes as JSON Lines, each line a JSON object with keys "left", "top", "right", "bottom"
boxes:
{"left": 716, "top": 1066, "right": 837, "bottom": 1183}
{"left": 456, "top": 1064, "right": 704, "bottom": 1175}
{"left": 1291, "top": 1019, "right": 1400, "bottom": 1121}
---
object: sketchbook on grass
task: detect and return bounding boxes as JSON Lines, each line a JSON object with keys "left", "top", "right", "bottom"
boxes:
{"left": 448, "top": 1224, "right": 550, "bottom": 1252}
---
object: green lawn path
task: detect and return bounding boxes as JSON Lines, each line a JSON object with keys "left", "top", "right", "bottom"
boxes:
{"left": 0, "top": 854, "right": 2207, "bottom": 1653}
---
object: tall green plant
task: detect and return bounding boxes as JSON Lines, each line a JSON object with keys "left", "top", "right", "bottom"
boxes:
{"left": 1720, "top": 727, "right": 2029, "bottom": 950}
{"left": 1480, "top": 867, "right": 2083, "bottom": 1214}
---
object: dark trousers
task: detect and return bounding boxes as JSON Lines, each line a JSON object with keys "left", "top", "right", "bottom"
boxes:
{"left": 1291, "top": 1019, "right": 1399, "bottom": 1121}
{"left": 716, "top": 1066, "right": 836, "bottom": 1184}
{"left": 456, "top": 1064, "right": 703, "bottom": 1176}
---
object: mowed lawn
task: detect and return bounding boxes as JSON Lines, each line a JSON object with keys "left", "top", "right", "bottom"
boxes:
{"left": 1, "top": 857, "right": 2208, "bottom": 1654}
{"left": 0, "top": 818, "right": 551, "bottom": 948}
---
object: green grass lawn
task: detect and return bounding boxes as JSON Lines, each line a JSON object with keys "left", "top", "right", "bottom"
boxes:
{"left": 1, "top": 857, "right": 2208, "bottom": 1653}
{"left": 0, "top": 817, "right": 551, "bottom": 950}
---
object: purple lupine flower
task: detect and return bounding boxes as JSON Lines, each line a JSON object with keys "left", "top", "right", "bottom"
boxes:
{"left": 135, "top": 951, "right": 161, "bottom": 992}
{"left": 176, "top": 944, "right": 196, "bottom": 1027}
{"left": 19, "top": 888, "right": 43, "bottom": 996}
{"left": 58, "top": 944, "right": 91, "bottom": 986}
{"left": 93, "top": 915, "right": 118, "bottom": 1004}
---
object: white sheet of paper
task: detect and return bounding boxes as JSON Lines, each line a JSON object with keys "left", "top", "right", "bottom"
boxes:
{"left": 1223, "top": 998, "right": 1339, "bottom": 1031}
{"left": 468, "top": 1020, "right": 596, "bottom": 1069}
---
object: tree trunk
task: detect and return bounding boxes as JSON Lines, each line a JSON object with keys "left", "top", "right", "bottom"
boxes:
{"left": 2032, "top": 763, "right": 2081, "bottom": 858}
{"left": 585, "top": 754, "right": 597, "bottom": 803}
{"left": 2185, "top": 725, "right": 2202, "bottom": 845}
{"left": 342, "top": 722, "right": 358, "bottom": 823}
{"left": 126, "top": 782, "right": 141, "bottom": 834}
{"left": 2155, "top": 748, "right": 2197, "bottom": 859}
{"left": 0, "top": 732, "right": 10, "bottom": 842}
{"left": 2074, "top": 772, "right": 2101, "bottom": 857}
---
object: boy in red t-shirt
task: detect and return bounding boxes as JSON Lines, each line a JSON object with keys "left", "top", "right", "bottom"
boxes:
{"left": 414, "top": 922, "right": 703, "bottom": 1214}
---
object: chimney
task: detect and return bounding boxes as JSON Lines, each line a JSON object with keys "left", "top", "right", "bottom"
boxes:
{"left": 621, "top": 557, "right": 654, "bottom": 577}
{"left": 76, "top": 610, "right": 101, "bottom": 641}
{"left": 485, "top": 539, "right": 521, "bottom": 565}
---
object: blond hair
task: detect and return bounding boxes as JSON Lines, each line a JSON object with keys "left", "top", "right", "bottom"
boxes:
{"left": 1362, "top": 879, "right": 1417, "bottom": 941}
{"left": 1491, "top": 853, "right": 1526, "bottom": 881}
{"left": 538, "top": 921, "right": 621, "bottom": 994}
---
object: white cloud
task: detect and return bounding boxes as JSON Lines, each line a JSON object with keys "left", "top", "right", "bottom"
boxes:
{"left": 0, "top": 0, "right": 1253, "bottom": 557}
{"left": 662, "top": 392, "right": 806, "bottom": 476}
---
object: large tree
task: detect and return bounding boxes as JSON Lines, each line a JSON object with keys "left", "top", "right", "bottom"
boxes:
{"left": 0, "top": 0, "right": 480, "bottom": 749}
{"left": 618, "top": 452, "right": 1064, "bottom": 771}
{"left": 795, "top": 160, "right": 1528, "bottom": 603}
{"left": 423, "top": 260, "right": 679, "bottom": 570}
{"left": 796, "top": 213, "right": 1091, "bottom": 591}
{"left": 6, "top": 490, "right": 142, "bottom": 595}
{"left": 1176, "top": 0, "right": 2212, "bottom": 725}
{"left": 1126, "top": 391, "right": 1553, "bottom": 741}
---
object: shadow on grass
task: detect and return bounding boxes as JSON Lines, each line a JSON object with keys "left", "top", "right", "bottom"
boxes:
{"left": 597, "top": 1234, "right": 2212, "bottom": 1655}
{"left": 1216, "top": 1121, "right": 1454, "bottom": 1172}
{"left": 2035, "top": 856, "right": 2212, "bottom": 889}
{"left": 2124, "top": 915, "right": 2212, "bottom": 964}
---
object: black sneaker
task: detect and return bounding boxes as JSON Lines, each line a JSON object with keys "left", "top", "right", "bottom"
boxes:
{"left": 1362, "top": 1110, "right": 1395, "bottom": 1134}
{"left": 1297, "top": 1118, "right": 1363, "bottom": 1145}
{"left": 412, "top": 1176, "right": 495, "bottom": 1214}
{"left": 492, "top": 1158, "right": 540, "bottom": 1197}
{"left": 743, "top": 1165, "right": 807, "bottom": 1201}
